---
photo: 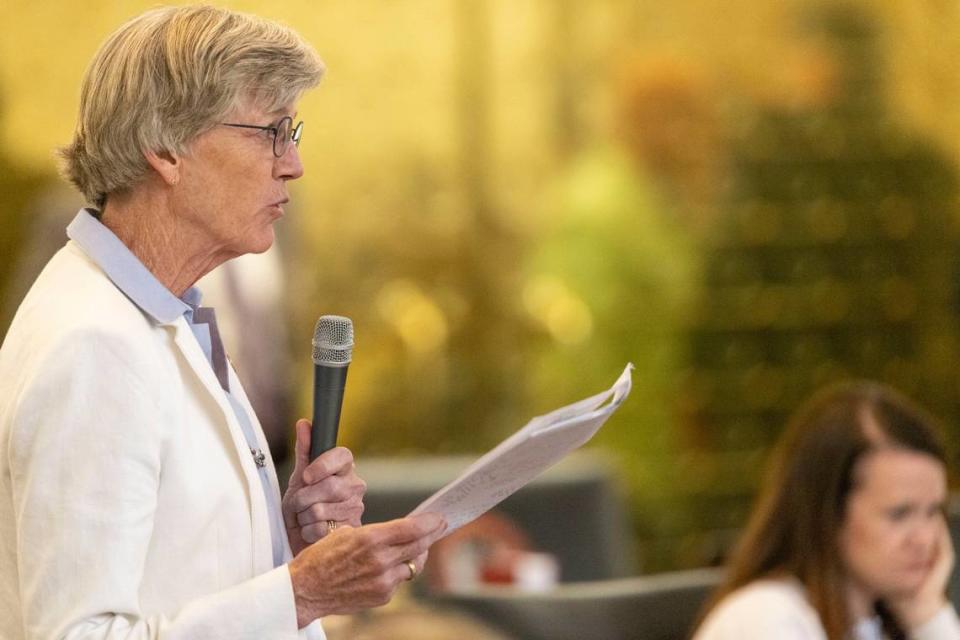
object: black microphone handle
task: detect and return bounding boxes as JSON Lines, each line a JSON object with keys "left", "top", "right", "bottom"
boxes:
{"left": 310, "top": 364, "right": 349, "bottom": 461}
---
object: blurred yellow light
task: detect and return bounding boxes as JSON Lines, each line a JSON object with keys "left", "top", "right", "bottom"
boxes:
{"left": 375, "top": 279, "right": 449, "bottom": 355}
{"left": 522, "top": 275, "right": 593, "bottom": 345}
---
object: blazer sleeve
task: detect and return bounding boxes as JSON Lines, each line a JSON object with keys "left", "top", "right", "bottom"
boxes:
{"left": 7, "top": 328, "right": 310, "bottom": 640}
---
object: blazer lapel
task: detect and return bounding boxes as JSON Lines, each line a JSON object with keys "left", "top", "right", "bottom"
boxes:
{"left": 225, "top": 364, "right": 294, "bottom": 563}
{"left": 166, "top": 317, "right": 274, "bottom": 572}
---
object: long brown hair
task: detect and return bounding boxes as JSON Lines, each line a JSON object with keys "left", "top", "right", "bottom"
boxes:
{"left": 694, "top": 381, "right": 946, "bottom": 640}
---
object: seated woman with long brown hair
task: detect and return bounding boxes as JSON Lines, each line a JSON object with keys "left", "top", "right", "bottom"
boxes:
{"left": 693, "top": 381, "right": 960, "bottom": 640}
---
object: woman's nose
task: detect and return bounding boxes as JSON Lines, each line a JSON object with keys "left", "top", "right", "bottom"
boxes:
{"left": 275, "top": 143, "right": 304, "bottom": 181}
{"left": 910, "top": 518, "right": 940, "bottom": 552}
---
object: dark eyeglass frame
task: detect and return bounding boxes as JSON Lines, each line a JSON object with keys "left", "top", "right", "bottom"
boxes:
{"left": 219, "top": 115, "right": 303, "bottom": 158}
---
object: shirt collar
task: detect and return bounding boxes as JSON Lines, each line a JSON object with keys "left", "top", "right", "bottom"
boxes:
{"left": 66, "top": 208, "right": 200, "bottom": 324}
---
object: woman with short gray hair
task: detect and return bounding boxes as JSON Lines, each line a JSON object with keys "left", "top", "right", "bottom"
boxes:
{"left": 0, "top": 6, "right": 445, "bottom": 639}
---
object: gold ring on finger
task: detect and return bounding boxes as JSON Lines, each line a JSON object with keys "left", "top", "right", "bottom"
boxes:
{"left": 405, "top": 560, "right": 417, "bottom": 581}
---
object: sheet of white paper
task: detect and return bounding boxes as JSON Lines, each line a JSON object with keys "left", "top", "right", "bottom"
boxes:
{"left": 409, "top": 363, "right": 633, "bottom": 535}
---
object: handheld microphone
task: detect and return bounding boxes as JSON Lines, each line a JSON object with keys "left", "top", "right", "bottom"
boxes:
{"left": 310, "top": 315, "right": 353, "bottom": 461}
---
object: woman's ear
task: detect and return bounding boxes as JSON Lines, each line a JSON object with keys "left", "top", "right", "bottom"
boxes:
{"left": 144, "top": 148, "right": 182, "bottom": 186}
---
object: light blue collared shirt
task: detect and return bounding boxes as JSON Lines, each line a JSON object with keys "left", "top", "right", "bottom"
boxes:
{"left": 66, "top": 208, "right": 287, "bottom": 568}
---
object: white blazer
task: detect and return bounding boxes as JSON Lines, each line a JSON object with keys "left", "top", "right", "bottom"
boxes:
{"left": 0, "top": 241, "right": 324, "bottom": 639}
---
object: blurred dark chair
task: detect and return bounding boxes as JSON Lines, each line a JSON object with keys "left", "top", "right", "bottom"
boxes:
{"left": 358, "top": 451, "right": 636, "bottom": 582}
{"left": 429, "top": 568, "right": 723, "bottom": 640}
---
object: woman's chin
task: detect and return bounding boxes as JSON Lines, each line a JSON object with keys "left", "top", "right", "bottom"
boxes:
{"left": 242, "top": 227, "right": 276, "bottom": 255}
{"left": 881, "top": 572, "right": 930, "bottom": 600}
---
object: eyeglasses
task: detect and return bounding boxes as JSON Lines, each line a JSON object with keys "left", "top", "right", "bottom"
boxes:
{"left": 219, "top": 115, "right": 304, "bottom": 158}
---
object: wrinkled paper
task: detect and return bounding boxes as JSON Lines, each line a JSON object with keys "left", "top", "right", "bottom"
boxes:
{"left": 410, "top": 363, "right": 633, "bottom": 536}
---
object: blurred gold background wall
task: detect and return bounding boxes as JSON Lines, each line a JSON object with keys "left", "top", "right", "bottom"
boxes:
{"left": 3, "top": 0, "right": 960, "bottom": 572}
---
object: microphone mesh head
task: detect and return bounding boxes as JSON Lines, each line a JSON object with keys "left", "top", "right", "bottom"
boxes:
{"left": 312, "top": 315, "right": 354, "bottom": 366}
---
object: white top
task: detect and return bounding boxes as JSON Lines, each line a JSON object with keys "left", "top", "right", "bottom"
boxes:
{"left": 693, "top": 578, "right": 960, "bottom": 640}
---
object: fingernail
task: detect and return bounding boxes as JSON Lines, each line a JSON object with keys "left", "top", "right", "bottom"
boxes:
{"left": 418, "top": 512, "right": 445, "bottom": 530}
